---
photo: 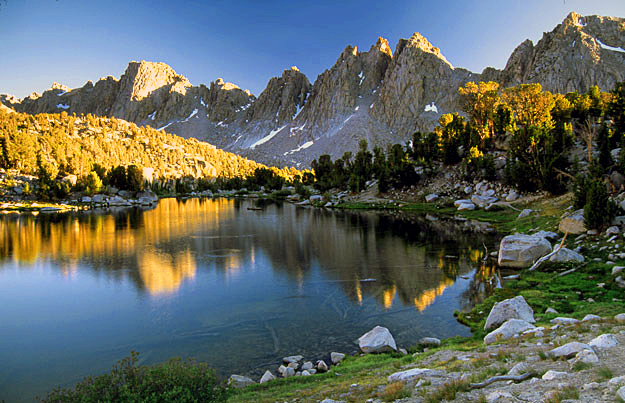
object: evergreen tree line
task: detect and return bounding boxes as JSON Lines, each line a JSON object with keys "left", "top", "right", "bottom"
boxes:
{"left": 0, "top": 110, "right": 307, "bottom": 199}
{"left": 305, "top": 81, "right": 625, "bottom": 228}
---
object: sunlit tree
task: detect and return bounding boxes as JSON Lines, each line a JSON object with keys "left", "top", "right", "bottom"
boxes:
{"left": 458, "top": 81, "right": 500, "bottom": 149}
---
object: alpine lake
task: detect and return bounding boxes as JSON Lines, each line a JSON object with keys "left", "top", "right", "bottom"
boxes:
{"left": 0, "top": 197, "right": 499, "bottom": 402}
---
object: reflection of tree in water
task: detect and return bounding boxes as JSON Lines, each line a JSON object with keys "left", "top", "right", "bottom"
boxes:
{"left": 459, "top": 261, "right": 500, "bottom": 313}
{"left": 0, "top": 199, "right": 497, "bottom": 310}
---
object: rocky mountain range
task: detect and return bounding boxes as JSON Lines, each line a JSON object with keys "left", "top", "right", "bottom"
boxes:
{"left": 2, "top": 12, "right": 624, "bottom": 168}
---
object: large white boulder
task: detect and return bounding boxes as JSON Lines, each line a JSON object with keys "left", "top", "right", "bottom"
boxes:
{"left": 548, "top": 342, "right": 592, "bottom": 358}
{"left": 484, "top": 295, "right": 535, "bottom": 331}
{"left": 559, "top": 209, "right": 585, "bottom": 234}
{"left": 589, "top": 334, "right": 619, "bottom": 349}
{"left": 484, "top": 319, "right": 536, "bottom": 345}
{"left": 259, "top": 370, "right": 275, "bottom": 384}
{"left": 497, "top": 234, "right": 552, "bottom": 268}
{"left": 357, "top": 326, "right": 397, "bottom": 353}
{"left": 472, "top": 195, "right": 498, "bottom": 208}
{"left": 387, "top": 368, "right": 445, "bottom": 382}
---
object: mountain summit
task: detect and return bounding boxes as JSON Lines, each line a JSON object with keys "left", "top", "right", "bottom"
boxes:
{"left": 2, "top": 12, "right": 624, "bottom": 167}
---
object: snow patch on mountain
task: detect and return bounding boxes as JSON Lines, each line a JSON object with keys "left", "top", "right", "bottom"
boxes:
{"left": 250, "top": 124, "right": 287, "bottom": 149}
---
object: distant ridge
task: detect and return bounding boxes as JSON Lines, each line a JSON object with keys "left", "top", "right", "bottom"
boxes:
{"left": 2, "top": 12, "right": 624, "bottom": 167}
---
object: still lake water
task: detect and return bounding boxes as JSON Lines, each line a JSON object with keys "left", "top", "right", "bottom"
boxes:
{"left": 0, "top": 198, "right": 497, "bottom": 402}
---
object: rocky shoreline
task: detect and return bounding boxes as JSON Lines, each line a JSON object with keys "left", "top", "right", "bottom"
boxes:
{"left": 228, "top": 298, "right": 625, "bottom": 403}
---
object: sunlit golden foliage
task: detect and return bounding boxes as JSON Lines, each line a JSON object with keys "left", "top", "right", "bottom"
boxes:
{"left": 0, "top": 109, "right": 302, "bottom": 182}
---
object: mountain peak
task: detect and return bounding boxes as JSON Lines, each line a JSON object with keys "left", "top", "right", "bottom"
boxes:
{"left": 50, "top": 82, "right": 69, "bottom": 92}
{"left": 121, "top": 60, "right": 190, "bottom": 101}
{"left": 563, "top": 11, "right": 583, "bottom": 26}
{"left": 375, "top": 37, "right": 393, "bottom": 58}
{"left": 214, "top": 78, "right": 242, "bottom": 92}
{"left": 400, "top": 32, "right": 453, "bottom": 68}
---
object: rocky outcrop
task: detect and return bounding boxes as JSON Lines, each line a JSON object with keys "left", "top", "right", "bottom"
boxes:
{"left": 245, "top": 67, "right": 311, "bottom": 126}
{"left": 484, "top": 319, "right": 536, "bottom": 344}
{"left": 371, "top": 33, "right": 475, "bottom": 138}
{"left": 484, "top": 296, "right": 535, "bottom": 331}
{"left": 300, "top": 38, "right": 392, "bottom": 133}
{"left": 500, "top": 12, "right": 625, "bottom": 93}
{"left": 497, "top": 234, "right": 552, "bottom": 268}
{"left": 203, "top": 79, "right": 255, "bottom": 124}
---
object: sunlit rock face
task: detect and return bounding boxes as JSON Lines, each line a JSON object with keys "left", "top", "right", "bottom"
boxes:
{"left": 2, "top": 13, "right": 624, "bottom": 167}
{"left": 245, "top": 67, "right": 311, "bottom": 126}
{"left": 497, "top": 12, "right": 625, "bottom": 93}
{"left": 370, "top": 32, "right": 476, "bottom": 139}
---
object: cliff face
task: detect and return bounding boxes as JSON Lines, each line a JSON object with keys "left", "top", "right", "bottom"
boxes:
{"left": 371, "top": 33, "right": 476, "bottom": 139}
{"left": 499, "top": 12, "right": 625, "bottom": 92}
{"left": 2, "top": 12, "right": 624, "bottom": 168}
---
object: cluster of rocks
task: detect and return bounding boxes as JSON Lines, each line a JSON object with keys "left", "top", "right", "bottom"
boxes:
{"left": 425, "top": 180, "right": 521, "bottom": 212}
{"left": 228, "top": 325, "right": 412, "bottom": 389}
{"left": 79, "top": 189, "right": 159, "bottom": 208}
{"left": 497, "top": 231, "right": 584, "bottom": 268}
{"left": 227, "top": 352, "right": 346, "bottom": 388}
{"left": 365, "top": 297, "right": 625, "bottom": 403}
{"left": 0, "top": 171, "right": 38, "bottom": 200}
{"left": 377, "top": 311, "right": 625, "bottom": 403}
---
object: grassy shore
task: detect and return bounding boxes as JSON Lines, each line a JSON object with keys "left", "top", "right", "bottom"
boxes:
{"left": 227, "top": 192, "right": 625, "bottom": 402}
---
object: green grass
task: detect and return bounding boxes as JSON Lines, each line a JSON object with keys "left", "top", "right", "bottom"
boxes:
{"left": 227, "top": 353, "right": 409, "bottom": 403}
{"left": 455, "top": 257, "right": 625, "bottom": 336}
{"left": 596, "top": 366, "right": 614, "bottom": 381}
{"left": 42, "top": 352, "right": 227, "bottom": 403}
{"left": 380, "top": 381, "right": 411, "bottom": 401}
{"left": 572, "top": 361, "right": 593, "bottom": 372}
{"left": 423, "top": 379, "right": 471, "bottom": 403}
{"left": 545, "top": 385, "right": 579, "bottom": 403}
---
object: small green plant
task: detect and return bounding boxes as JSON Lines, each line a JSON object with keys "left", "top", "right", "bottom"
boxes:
{"left": 42, "top": 351, "right": 227, "bottom": 402}
{"left": 84, "top": 171, "right": 103, "bottom": 195}
{"left": 545, "top": 385, "right": 579, "bottom": 402}
{"left": 424, "top": 379, "right": 470, "bottom": 403}
{"left": 596, "top": 366, "right": 614, "bottom": 381}
{"left": 572, "top": 361, "right": 592, "bottom": 371}
{"left": 381, "top": 381, "right": 410, "bottom": 402}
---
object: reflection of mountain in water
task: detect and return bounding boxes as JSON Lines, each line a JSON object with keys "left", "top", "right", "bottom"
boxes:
{"left": 0, "top": 199, "right": 496, "bottom": 309}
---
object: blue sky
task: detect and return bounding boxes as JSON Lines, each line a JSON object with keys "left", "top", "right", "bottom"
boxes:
{"left": 1, "top": 0, "right": 624, "bottom": 98}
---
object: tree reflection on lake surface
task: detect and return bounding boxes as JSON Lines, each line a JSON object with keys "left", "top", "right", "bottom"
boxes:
{"left": 0, "top": 198, "right": 497, "bottom": 402}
